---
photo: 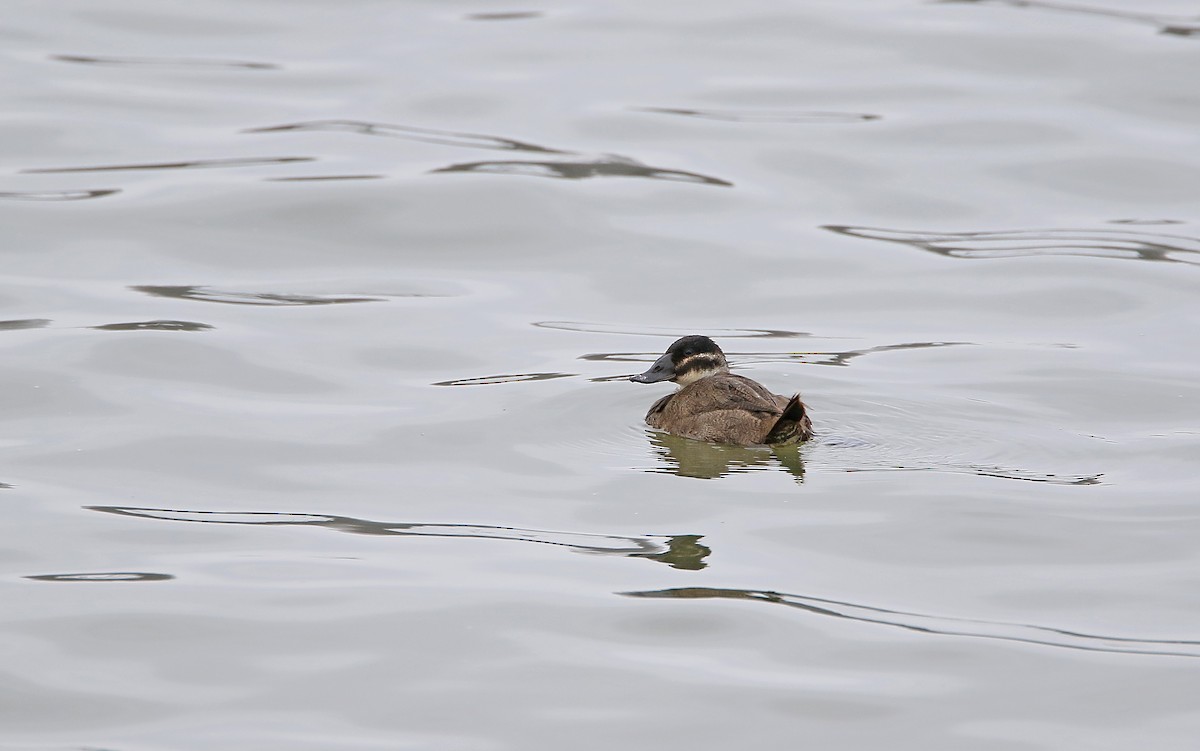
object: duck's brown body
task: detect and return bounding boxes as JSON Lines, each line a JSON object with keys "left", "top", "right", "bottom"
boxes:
{"left": 631, "top": 335, "right": 812, "bottom": 446}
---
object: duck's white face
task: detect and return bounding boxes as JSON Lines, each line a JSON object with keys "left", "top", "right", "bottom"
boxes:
{"left": 673, "top": 356, "right": 725, "bottom": 386}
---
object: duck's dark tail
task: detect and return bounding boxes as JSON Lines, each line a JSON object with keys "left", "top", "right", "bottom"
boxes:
{"left": 764, "top": 394, "right": 812, "bottom": 445}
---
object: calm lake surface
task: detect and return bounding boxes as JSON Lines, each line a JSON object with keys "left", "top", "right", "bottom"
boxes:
{"left": 5, "top": 0, "right": 1200, "bottom": 748}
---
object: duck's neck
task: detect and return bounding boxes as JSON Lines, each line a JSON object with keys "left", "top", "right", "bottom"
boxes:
{"left": 674, "top": 354, "right": 728, "bottom": 387}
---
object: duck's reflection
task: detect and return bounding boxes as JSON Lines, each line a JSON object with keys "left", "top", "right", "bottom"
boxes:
{"left": 648, "top": 432, "right": 806, "bottom": 483}
{"left": 624, "top": 587, "right": 1200, "bottom": 659}
{"left": 86, "top": 505, "right": 710, "bottom": 570}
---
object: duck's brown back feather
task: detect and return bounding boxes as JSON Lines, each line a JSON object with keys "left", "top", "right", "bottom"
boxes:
{"left": 645, "top": 373, "right": 812, "bottom": 446}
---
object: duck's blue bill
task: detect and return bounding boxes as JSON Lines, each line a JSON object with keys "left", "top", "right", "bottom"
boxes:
{"left": 631, "top": 352, "right": 675, "bottom": 383}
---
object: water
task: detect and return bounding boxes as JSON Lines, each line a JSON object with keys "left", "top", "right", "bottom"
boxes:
{"left": 4, "top": 0, "right": 1200, "bottom": 748}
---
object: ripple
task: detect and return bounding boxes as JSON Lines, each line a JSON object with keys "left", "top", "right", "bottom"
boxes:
{"left": 825, "top": 225, "right": 1200, "bottom": 266}
{"left": 634, "top": 106, "right": 880, "bottom": 123}
{"left": 130, "top": 285, "right": 386, "bottom": 306}
{"left": 247, "top": 119, "right": 732, "bottom": 186}
{"left": 245, "top": 119, "right": 566, "bottom": 154}
{"left": 813, "top": 400, "right": 1103, "bottom": 486}
{"left": 835, "top": 462, "right": 1100, "bottom": 486}
{"left": 0, "top": 319, "right": 51, "bottom": 331}
{"left": 465, "top": 11, "right": 543, "bottom": 21}
{"left": 1161, "top": 25, "right": 1200, "bottom": 38}
{"left": 430, "top": 156, "right": 732, "bottom": 186}
{"left": 534, "top": 322, "right": 810, "bottom": 338}
{"left": 0, "top": 188, "right": 119, "bottom": 201}
{"left": 623, "top": 586, "right": 1200, "bottom": 658}
{"left": 23, "top": 156, "right": 314, "bottom": 174}
{"left": 86, "top": 506, "right": 709, "bottom": 570}
{"left": 25, "top": 572, "right": 174, "bottom": 582}
{"left": 582, "top": 341, "right": 967, "bottom": 371}
{"left": 267, "top": 174, "right": 384, "bottom": 182}
{"left": 91, "top": 320, "right": 213, "bottom": 332}
{"left": 51, "top": 54, "right": 278, "bottom": 70}
{"left": 939, "top": 0, "right": 1200, "bottom": 39}
{"left": 432, "top": 372, "right": 576, "bottom": 386}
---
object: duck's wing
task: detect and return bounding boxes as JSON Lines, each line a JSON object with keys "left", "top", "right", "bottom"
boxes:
{"left": 707, "top": 374, "right": 785, "bottom": 415}
{"left": 645, "top": 392, "right": 675, "bottom": 427}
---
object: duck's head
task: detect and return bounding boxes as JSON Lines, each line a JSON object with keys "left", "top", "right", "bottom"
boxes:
{"left": 630, "top": 335, "right": 729, "bottom": 386}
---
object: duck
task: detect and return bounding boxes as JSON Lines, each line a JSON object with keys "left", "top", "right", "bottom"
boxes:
{"left": 630, "top": 335, "right": 812, "bottom": 446}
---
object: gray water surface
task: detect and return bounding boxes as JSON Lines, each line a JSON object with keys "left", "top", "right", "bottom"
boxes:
{"left": 4, "top": 0, "right": 1200, "bottom": 749}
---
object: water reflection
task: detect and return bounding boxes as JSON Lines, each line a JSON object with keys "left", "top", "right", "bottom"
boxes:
{"left": 23, "top": 156, "right": 314, "bottom": 174}
{"left": 86, "top": 506, "right": 711, "bottom": 570}
{"left": 0, "top": 319, "right": 51, "bottom": 331}
{"left": 825, "top": 225, "right": 1200, "bottom": 266}
{"left": 634, "top": 107, "right": 880, "bottom": 124}
{"left": 130, "top": 285, "right": 386, "bottom": 306}
{"left": 940, "top": 0, "right": 1200, "bottom": 38}
{"left": 624, "top": 586, "right": 1200, "bottom": 659}
{"left": 25, "top": 572, "right": 174, "bottom": 582}
{"left": 51, "top": 54, "right": 278, "bottom": 70}
{"left": 648, "top": 432, "right": 806, "bottom": 482}
{"left": 429, "top": 156, "right": 732, "bottom": 186}
{"left": 0, "top": 189, "right": 119, "bottom": 201}
{"left": 91, "top": 320, "right": 213, "bottom": 332}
